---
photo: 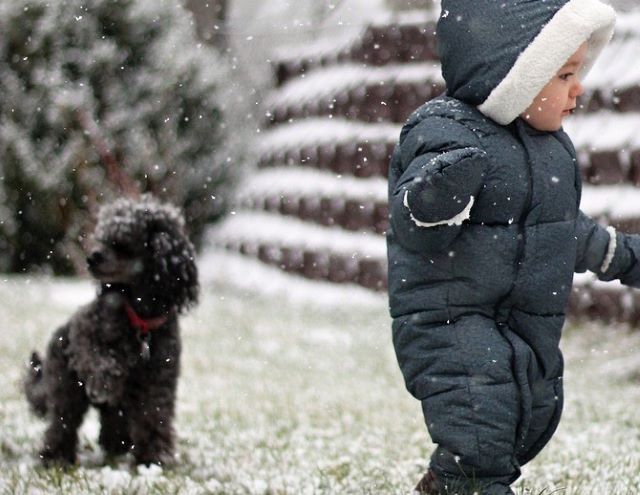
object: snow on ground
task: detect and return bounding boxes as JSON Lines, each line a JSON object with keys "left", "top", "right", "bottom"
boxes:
{"left": 0, "top": 265, "right": 640, "bottom": 494}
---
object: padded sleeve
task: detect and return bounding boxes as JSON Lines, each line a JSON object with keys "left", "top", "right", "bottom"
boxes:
{"left": 575, "top": 210, "right": 640, "bottom": 288}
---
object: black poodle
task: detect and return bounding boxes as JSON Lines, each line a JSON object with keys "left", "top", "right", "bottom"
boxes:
{"left": 24, "top": 195, "right": 199, "bottom": 466}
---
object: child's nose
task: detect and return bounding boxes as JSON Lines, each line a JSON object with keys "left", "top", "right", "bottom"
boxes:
{"left": 571, "top": 81, "right": 585, "bottom": 99}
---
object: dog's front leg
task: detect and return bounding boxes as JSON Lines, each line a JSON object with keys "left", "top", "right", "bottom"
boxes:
{"left": 128, "top": 396, "right": 177, "bottom": 466}
{"left": 40, "top": 335, "right": 89, "bottom": 465}
{"left": 99, "top": 406, "right": 132, "bottom": 457}
{"left": 127, "top": 354, "right": 180, "bottom": 466}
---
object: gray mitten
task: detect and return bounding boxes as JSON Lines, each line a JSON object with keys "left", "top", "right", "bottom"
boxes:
{"left": 403, "top": 147, "right": 487, "bottom": 225}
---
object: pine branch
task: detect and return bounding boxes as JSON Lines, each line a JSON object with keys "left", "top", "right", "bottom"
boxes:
{"left": 75, "top": 109, "right": 140, "bottom": 198}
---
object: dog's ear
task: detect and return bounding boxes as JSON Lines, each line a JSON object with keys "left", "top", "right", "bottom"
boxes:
{"left": 148, "top": 228, "right": 199, "bottom": 313}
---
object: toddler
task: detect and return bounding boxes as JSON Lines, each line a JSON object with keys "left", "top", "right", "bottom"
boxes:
{"left": 386, "top": 1, "right": 638, "bottom": 493}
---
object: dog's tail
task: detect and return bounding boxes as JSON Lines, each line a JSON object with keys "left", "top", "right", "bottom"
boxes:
{"left": 23, "top": 352, "right": 48, "bottom": 417}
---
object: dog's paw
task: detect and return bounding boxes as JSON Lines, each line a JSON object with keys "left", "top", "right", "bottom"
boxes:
{"left": 135, "top": 451, "right": 176, "bottom": 469}
{"left": 39, "top": 447, "right": 76, "bottom": 467}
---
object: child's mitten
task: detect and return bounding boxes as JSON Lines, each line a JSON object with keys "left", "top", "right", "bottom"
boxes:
{"left": 403, "top": 147, "right": 487, "bottom": 226}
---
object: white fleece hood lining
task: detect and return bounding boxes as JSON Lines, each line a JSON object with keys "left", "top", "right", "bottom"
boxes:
{"left": 478, "top": 0, "right": 616, "bottom": 125}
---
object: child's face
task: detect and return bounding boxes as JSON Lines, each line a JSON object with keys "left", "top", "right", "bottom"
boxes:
{"left": 520, "top": 42, "right": 588, "bottom": 132}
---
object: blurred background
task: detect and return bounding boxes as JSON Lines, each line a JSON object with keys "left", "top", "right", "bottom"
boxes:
{"left": 2, "top": 2, "right": 640, "bottom": 493}
{"left": 1, "top": 0, "right": 639, "bottom": 324}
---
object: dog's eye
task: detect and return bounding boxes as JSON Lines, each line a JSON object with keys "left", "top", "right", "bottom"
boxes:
{"left": 111, "top": 242, "right": 135, "bottom": 257}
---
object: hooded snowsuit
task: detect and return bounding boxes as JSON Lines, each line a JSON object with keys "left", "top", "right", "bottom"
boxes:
{"left": 387, "top": 1, "right": 640, "bottom": 493}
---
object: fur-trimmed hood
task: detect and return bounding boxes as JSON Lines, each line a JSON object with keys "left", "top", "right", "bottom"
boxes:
{"left": 436, "top": 0, "right": 616, "bottom": 125}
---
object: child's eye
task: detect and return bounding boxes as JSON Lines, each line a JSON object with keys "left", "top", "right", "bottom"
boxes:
{"left": 559, "top": 73, "right": 574, "bottom": 81}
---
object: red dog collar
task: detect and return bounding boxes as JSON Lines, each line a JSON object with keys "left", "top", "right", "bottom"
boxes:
{"left": 124, "top": 303, "right": 168, "bottom": 335}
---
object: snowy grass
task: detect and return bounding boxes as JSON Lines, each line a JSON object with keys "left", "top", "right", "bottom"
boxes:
{"left": 1, "top": 269, "right": 639, "bottom": 494}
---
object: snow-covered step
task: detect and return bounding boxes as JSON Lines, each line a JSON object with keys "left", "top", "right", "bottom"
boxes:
{"left": 241, "top": 168, "right": 640, "bottom": 217}
{"left": 208, "top": 211, "right": 640, "bottom": 318}
{"left": 238, "top": 170, "right": 640, "bottom": 236}
{"left": 261, "top": 114, "right": 640, "bottom": 155}
{"left": 565, "top": 112, "right": 640, "bottom": 151}
{"left": 265, "top": 62, "right": 443, "bottom": 125}
{"left": 580, "top": 184, "right": 640, "bottom": 234}
{"left": 258, "top": 116, "right": 640, "bottom": 184}
{"left": 268, "top": 63, "right": 443, "bottom": 109}
{"left": 570, "top": 273, "right": 640, "bottom": 326}
{"left": 258, "top": 118, "right": 398, "bottom": 178}
{"left": 565, "top": 113, "right": 640, "bottom": 185}
{"left": 272, "top": 10, "right": 640, "bottom": 110}
{"left": 273, "top": 9, "right": 440, "bottom": 86}
{"left": 240, "top": 170, "right": 640, "bottom": 219}
{"left": 240, "top": 167, "right": 387, "bottom": 203}
{"left": 587, "top": 22, "right": 640, "bottom": 93}
{"left": 241, "top": 169, "right": 640, "bottom": 218}
{"left": 581, "top": 184, "right": 640, "bottom": 221}
{"left": 267, "top": 39, "right": 640, "bottom": 125}
{"left": 259, "top": 118, "right": 399, "bottom": 153}
{"left": 209, "top": 211, "right": 387, "bottom": 290}
{"left": 211, "top": 211, "right": 385, "bottom": 258}
{"left": 239, "top": 168, "right": 389, "bottom": 234}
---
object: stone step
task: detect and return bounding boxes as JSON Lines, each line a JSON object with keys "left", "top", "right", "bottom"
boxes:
{"left": 259, "top": 141, "right": 394, "bottom": 179}
{"left": 241, "top": 194, "right": 389, "bottom": 235}
{"left": 230, "top": 242, "right": 386, "bottom": 290}
{"left": 273, "top": 11, "right": 640, "bottom": 90}
{"left": 569, "top": 276, "right": 640, "bottom": 326}
{"left": 218, "top": 241, "right": 387, "bottom": 291}
{"left": 243, "top": 168, "right": 640, "bottom": 221}
{"left": 240, "top": 186, "right": 640, "bottom": 239}
{"left": 267, "top": 84, "right": 640, "bottom": 127}
{"left": 210, "top": 210, "right": 385, "bottom": 258}
{"left": 258, "top": 114, "right": 640, "bottom": 185}
{"left": 258, "top": 140, "right": 640, "bottom": 187}
{"left": 266, "top": 62, "right": 640, "bottom": 126}
{"left": 217, "top": 240, "right": 640, "bottom": 326}
{"left": 268, "top": 12, "right": 640, "bottom": 124}
{"left": 274, "top": 15, "right": 439, "bottom": 86}
{"left": 239, "top": 168, "right": 388, "bottom": 234}
{"left": 209, "top": 211, "right": 386, "bottom": 290}
{"left": 265, "top": 63, "right": 444, "bottom": 126}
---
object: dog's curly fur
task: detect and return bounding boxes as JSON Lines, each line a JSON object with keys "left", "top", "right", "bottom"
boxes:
{"left": 24, "top": 195, "right": 199, "bottom": 466}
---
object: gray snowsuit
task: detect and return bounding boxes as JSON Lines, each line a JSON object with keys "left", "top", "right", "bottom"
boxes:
{"left": 387, "top": 0, "right": 639, "bottom": 493}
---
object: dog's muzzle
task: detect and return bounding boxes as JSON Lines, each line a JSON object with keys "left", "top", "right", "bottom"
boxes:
{"left": 87, "top": 250, "right": 105, "bottom": 269}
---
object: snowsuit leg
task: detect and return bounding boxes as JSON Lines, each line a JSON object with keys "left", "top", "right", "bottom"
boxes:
{"left": 506, "top": 327, "right": 564, "bottom": 467}
{"left": 393, "top": 313, "right": 522, "bottom": 494}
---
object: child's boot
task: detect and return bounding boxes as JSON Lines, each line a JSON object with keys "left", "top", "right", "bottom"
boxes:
{"left": 413, "top": 469, "right": 439, "bottom": 494}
